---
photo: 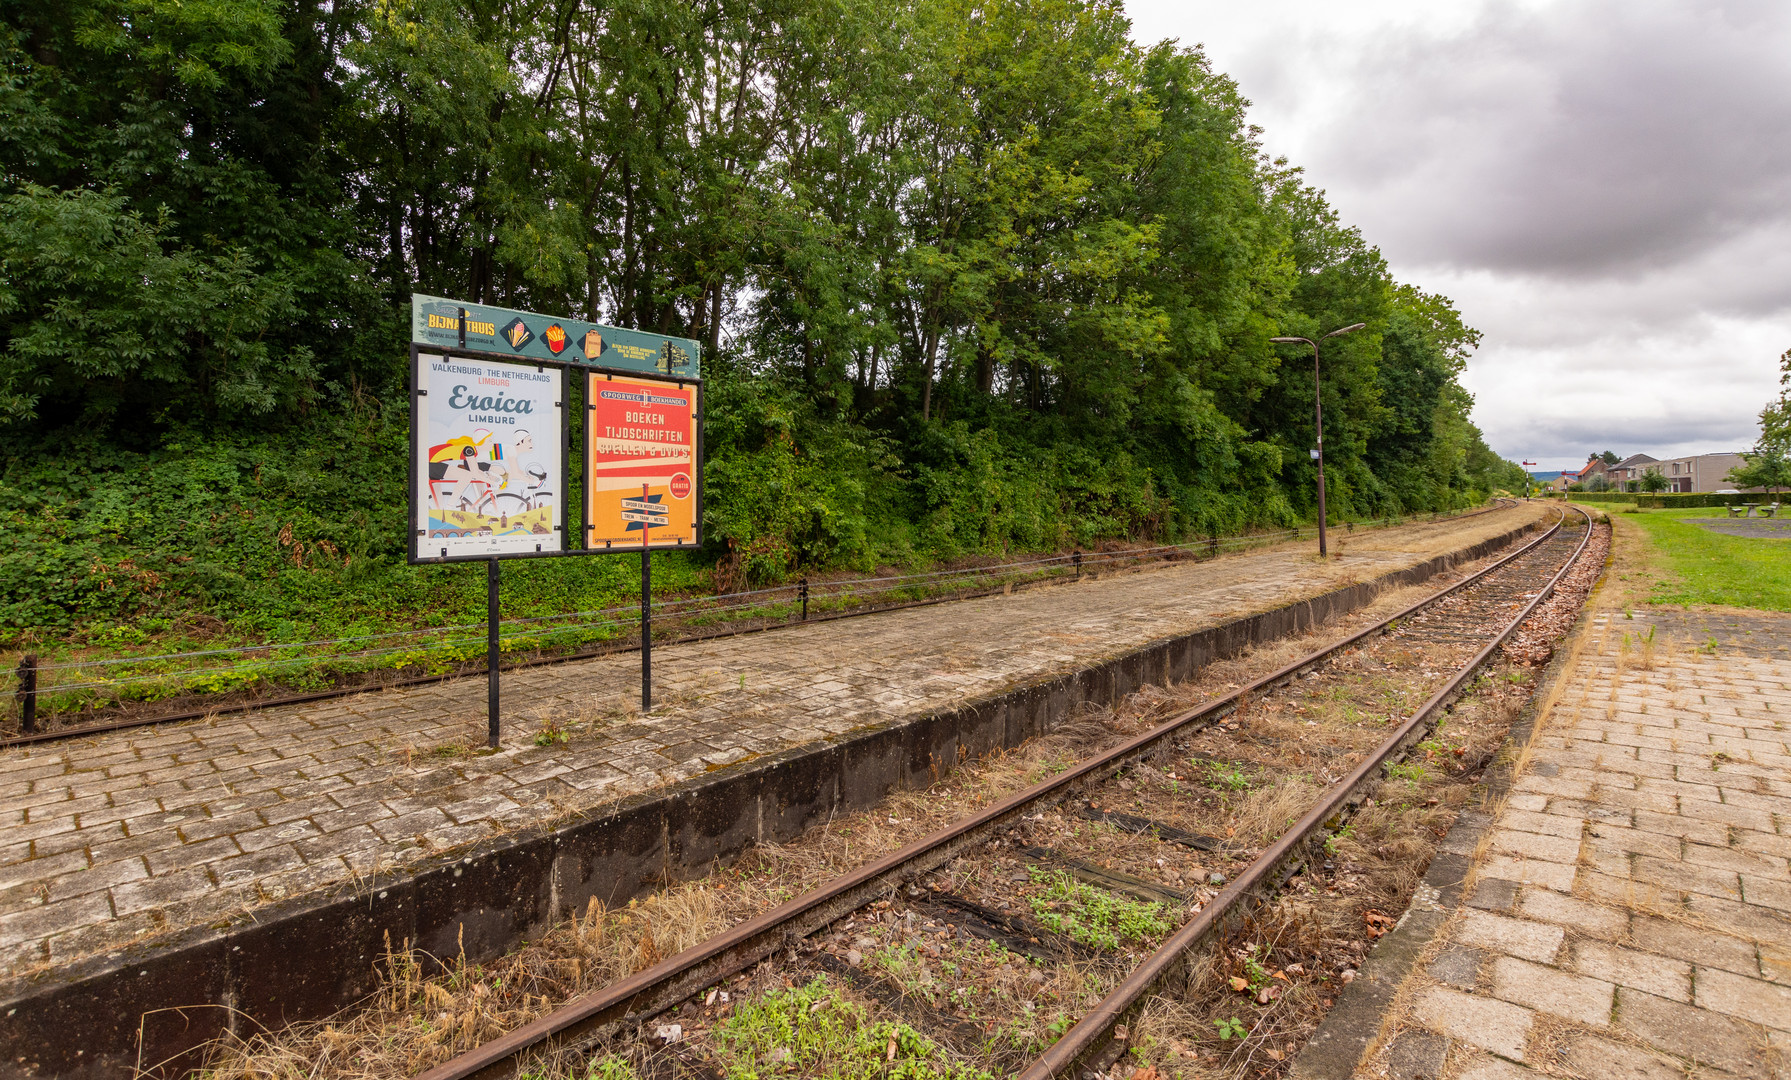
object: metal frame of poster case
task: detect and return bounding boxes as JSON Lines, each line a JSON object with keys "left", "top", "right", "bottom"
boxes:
{"left": 582, "top": 369, "right": 704, "bottom": 552}
{"left": 407, "top": 343, "right": 575, "bottom": 564}
{"left": 407, "top": 344, "right": 706, "bottom": 563}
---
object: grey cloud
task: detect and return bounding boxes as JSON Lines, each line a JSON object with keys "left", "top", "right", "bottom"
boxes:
{"left": 1462, "top": 324, "right": 1783, "bottom": 462}
{"left": 1488, "top": 410, "right": 1756, "bottom": 465}
{"left": 1421, "top": 241, "right": 1791, "bottom": 351}
{"left": 1312, "top": 0, "right": 1791, "bottom": 277}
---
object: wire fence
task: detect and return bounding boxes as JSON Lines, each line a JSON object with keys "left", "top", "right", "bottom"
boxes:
{"left": 6, "top": 505, "right": 1499, "bottom": 726}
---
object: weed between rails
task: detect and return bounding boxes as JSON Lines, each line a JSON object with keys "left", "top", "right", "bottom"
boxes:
{"left": 1027, "top": 866, "right": 1172, "bottom": 949}
{"left": 712, "top": 977, "right": 992, "bottom": 1080}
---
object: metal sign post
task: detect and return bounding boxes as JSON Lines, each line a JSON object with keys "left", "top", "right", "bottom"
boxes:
{"left": 641, "top": 530, "right": 651, "bottom": 711}
{"left": 622, "top": 487, "right": 670, "bottom": 710}
{"left": 487, "top": 559, "right": 500, "bottom": 747}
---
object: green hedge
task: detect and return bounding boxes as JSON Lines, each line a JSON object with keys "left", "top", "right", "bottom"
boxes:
{"left": 1570, "top": 492, "right": 1637, "bottom": 504}
{"left": 1571, "top": 492, "right": 1783, "bottom": 509}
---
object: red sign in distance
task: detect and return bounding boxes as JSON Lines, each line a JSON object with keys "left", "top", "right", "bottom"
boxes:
{"left": 669, "top": 472, "right": 692, "bottom": 499}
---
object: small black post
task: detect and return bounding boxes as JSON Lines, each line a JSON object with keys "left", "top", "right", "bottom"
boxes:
{"left": 800, "top": 577, "right": 809, "bottom": 621}
{"left": 1073, "top": 550, "right": 1082, "bottom": 578}
{"left": 641, "top": 484, "right": 652, "bottom": 712}
{"left": 486, "top": 558, "right": 500, "bottom": 748}
{"left": 16, "top": 653, "right": 37, "bottom": 735}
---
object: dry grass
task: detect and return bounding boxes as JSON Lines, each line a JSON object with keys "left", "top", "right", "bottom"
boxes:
{"left": 201, "top": 885, "right": 737, "bottom": 1078}
{"left": 1229, "top": 778, "right": 1324, "bottom": 848}
{"left": 1127, "top": 898, "right": 1355, "bottom": 1078}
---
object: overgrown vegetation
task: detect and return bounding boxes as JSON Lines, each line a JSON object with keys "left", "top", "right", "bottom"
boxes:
{"left": 1025, "top": 866, "right": 1172, "bottom": 949}
{"left": 713, "top": 978, "right": 993, "bottom": 1080}
{"left": 1, "top": 0, "right": 1524, "bottom": 650}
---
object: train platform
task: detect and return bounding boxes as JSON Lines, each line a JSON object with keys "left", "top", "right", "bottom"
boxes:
{"left": 0, "top": 505, "right": 1547, "bottom": 1073}
{"left": 1319, "top": 544, "right": 1791, "bottom": 1078}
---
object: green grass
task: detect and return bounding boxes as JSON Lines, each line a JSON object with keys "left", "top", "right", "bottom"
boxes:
{"left": 1202, "top": 761, "right": 1253, "bottom": 791}
{"left": 1024, "top": 866, "right": 1172, "bottom": 949}
{"left": 521, "top": 1057, "right": 638, "bottom": 1080}
{"left": 713, "top": 977, "right": 992, "bottom": 1080}
{"left": 1610, "top": 506, "right": 1791, "bottom": 611}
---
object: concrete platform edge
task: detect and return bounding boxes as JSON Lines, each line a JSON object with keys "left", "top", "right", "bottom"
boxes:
{"left": 0, "top": 518, "right": 1543, "bottom": 1079}
{"left": 1287, "top": 516, "right": 1614, "bottom": 1080}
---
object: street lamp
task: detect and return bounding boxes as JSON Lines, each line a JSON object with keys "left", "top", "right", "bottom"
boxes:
{"left": 1270, "top": 323, "right": 1367, "bottom": 557}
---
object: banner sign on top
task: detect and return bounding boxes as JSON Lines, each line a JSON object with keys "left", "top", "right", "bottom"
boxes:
{"left": 411, "top": 293, "right": 700, "bottom": 380}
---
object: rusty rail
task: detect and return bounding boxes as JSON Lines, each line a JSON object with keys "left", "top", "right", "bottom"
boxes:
{"left": 1016, "top": 504, "right": 1593, "bottom": 1079}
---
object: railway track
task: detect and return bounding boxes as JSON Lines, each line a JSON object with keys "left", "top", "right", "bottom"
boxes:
{"left": 394, "top": 503, "right": 1593, "bottom": 1080}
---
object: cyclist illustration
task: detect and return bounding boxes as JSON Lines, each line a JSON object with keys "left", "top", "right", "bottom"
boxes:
{"left": 428, "top": 428, "right": 536, "bottom": 512}
{"left": 488, "top": 460, "right": 553, "bottom": 517}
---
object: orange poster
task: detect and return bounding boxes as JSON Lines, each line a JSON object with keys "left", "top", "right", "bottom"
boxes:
{"left": 584, "top": 372, "right": 700, "bottom": 549}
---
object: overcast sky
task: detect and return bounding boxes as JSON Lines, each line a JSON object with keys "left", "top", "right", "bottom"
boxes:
{"left": 1125, "top": 0, "right": 1791, "bottom": 471}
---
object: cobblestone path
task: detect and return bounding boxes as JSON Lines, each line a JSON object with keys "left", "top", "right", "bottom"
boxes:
{"left": 1381, "top": 608, "right": 1791, "bottom": 1079}
{"left": 0, "top": 507, "right": 1541, "bottom": 977}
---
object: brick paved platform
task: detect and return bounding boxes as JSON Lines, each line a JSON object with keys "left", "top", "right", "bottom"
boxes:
{"left": 0, "top": 507, "right": 1542, "bottom": 991}
{"left": 1350, "top": 586, "right": 1791, "bottom": 1076}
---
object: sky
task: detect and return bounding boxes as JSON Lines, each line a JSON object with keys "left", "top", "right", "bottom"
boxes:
{"left": 1124, "top": 0, "right": 1791, "bottom": 471}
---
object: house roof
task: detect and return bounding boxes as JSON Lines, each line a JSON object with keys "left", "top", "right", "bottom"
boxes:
{"left": 1614, "top": 454, "right": 1657, "bottom": 468}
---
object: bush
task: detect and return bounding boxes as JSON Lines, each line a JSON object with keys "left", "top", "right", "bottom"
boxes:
{"left": 1572, "top": 492, "right": 1775, "bottom": 509}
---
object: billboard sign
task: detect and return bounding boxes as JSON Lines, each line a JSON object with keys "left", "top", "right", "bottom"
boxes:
{"left": 585, "top": 372, "right": 700, "bottom": 549}
{"left": 412, "top": 354, "right": 565, "bottom": 561}
{"left": 411, "top": 294, "right": 700, "bottom": 380}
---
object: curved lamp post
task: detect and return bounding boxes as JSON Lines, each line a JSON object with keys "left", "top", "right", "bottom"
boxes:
{"left": 1271, "top": 323, "right": 1366, "bottom": 557}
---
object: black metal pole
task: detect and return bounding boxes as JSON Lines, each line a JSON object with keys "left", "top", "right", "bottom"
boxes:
{"left": 641, "top": 484, "right": 652, "bottom": 712}
{"left": 16, "top": 654, "right": 36, "bottom": 735}
{"left": 487, "top": 558, "right": 500, "bottom": 748}
{"left": 800, "top": 577, "right": 809, "bottom": 621}
{"left": 1314, "top": 343, "right": 1328, "bottom": 558}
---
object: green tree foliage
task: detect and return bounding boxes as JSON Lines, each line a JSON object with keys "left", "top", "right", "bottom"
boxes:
{"left": 1728, "top": 347, "right": 1791, "bottom": 496}
{"left": 1767, "top": 349, "right": 1791, "bottom": 444}
{"left": 0, "top": 0, "right": 1526, "bottom": 634}
{"left": 0, "top": 0, "right": 384, "bottom": 423}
